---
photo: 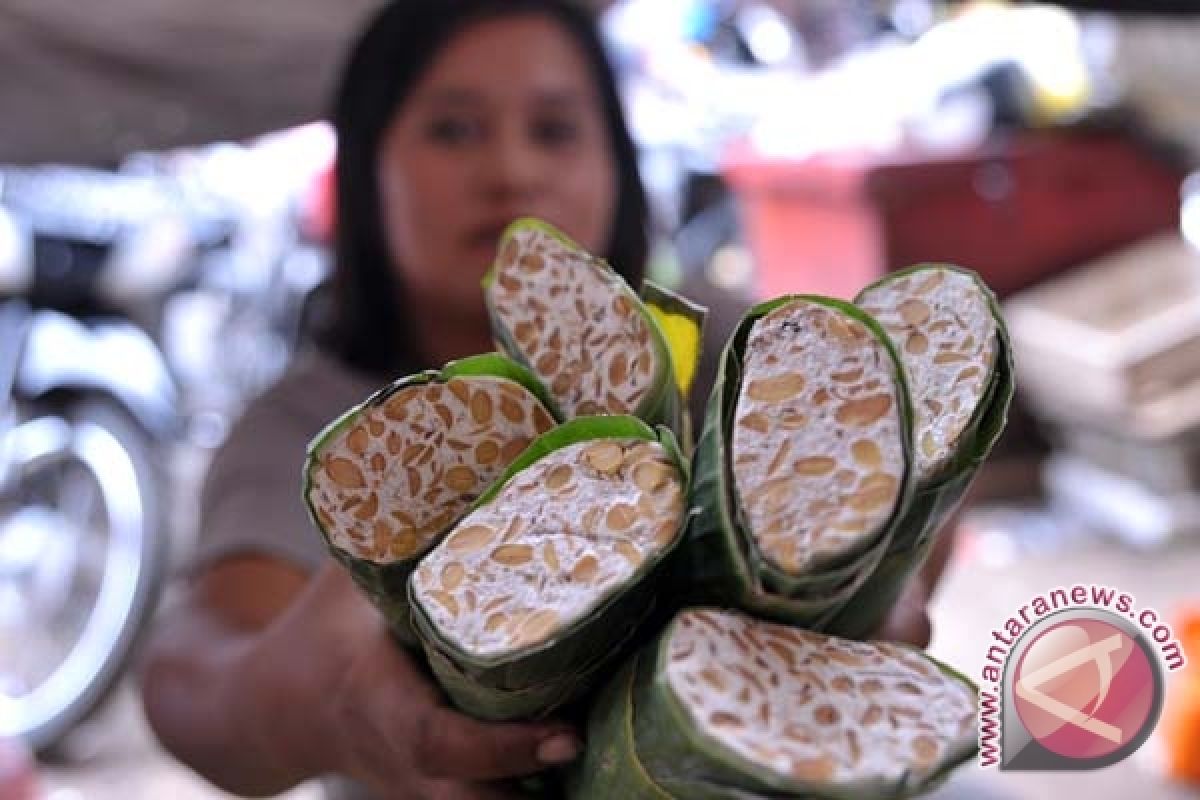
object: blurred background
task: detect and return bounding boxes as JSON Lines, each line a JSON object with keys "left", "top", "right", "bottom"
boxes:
{"left": 3, "top": 0, "right": 1200, "bottom": 797}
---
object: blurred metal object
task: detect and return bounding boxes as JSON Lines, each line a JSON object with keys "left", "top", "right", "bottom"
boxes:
{"left": 0, "top": 138, "right": 330, "bottom": 751}
{"left": 1182, "top": 171, "right": 1200, "bottom": 249}
{"left": 0, "top": 207, "right": 31, "bottom": 296}
{"left": 1043, "top": 452, "right": 1200, "bottom": 548}
{"left": 0, "top": 167, "right": 182, "bottom": 752}
{"left": 0, "top": 302, "right": 166, "bottom": 752}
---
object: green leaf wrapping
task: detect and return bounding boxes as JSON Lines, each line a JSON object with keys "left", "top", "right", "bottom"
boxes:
{"left": 482, "top": 218, "right": 705, "bottom": 444}
{"left": 827, "top": 266, "right": 1014, "bottom": 638}
{"left": 301, "top": 354, "right": 558, "bottom": 645}
{"left": 409, "top": 416, "right": 696, "bottom": 720}
{"left": 681, "top": 295, "right": 916, "bottom": 629}
{"left": 566, "top": 655, "right": 674, "bottom": 800}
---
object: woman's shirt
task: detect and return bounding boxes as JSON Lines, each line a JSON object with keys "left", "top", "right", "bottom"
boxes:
{"left": 193, "top": 348, "right": 386, "bottom": 576}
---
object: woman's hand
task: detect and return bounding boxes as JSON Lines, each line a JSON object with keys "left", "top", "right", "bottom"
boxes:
{"left": 142, "top": 557, "right": 579, "bottom": 800}
{"left": 245, "top": 562, "right": 581, "bottom": 800}
{"left": 868, "top": 573, "right": 933, "bottom": 648}
{"left": 144, "top": 519, "right": 960, "bottom": 798}
{"left": 867, "top": 514, "right": 962, "bottom": 648}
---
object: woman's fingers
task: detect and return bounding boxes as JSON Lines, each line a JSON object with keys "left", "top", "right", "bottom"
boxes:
{"left": 314, "top": 575, "right": 580, "bottom": 786}
{"left": 414, "top": 778, "right": 526, "bottom": 800}
{"left": 413, "top": 706, "right": 581, "bottom": 781}
{"left": 870, "top": 575, "right": 933, "bottom": 648}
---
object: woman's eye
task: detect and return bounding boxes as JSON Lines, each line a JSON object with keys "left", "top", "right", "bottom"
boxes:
{"left": 532, "top": 118, "right": 580, "bottom": 147}
{"left": 426, "top": 117, "right": 480, "bottom": 145}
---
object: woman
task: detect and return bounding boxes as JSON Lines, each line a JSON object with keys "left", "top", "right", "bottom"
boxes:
{"left": 138, "top": 2, "right": 939, "bottom": 798}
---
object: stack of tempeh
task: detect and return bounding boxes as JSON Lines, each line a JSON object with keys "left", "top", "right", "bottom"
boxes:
{"left": 685, "top": 267, "right": 1012, "bottom": 641}
{"left": 306, "top": 219, "right": 702, "bottom": 693}
{"left": 302, "top": 218, "right": 1012, "bottom": 797}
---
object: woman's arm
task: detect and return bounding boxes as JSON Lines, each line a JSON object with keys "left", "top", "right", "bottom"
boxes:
{"left": 138, "top": 557, "right": 582, "bottom": 798}
{"left": 138, "top": 556, "right": 320, "bottom": 793}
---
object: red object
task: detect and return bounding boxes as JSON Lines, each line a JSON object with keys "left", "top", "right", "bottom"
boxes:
{"left": 300, "top": 158, "right": 337, "bottom": 246}
{"left": 1162, "top": 606, "right": 1200, "bottom": 785}
{"left": 0, "top": 737, "right": 39, "bottom": 800}
{"left": 723, "top": 145, "right": 884, "bottom": 301}
{"left": 723, "top": 131, "right": 1185, "bottom": 301}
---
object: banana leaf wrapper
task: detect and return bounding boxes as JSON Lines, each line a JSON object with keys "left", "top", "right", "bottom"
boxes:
{"left": 683, "top": 296, "right": 916, "bottom": 629}
{"left": 570, "top": 608, "right": 979, "bottom": 800}
{"left": 483, "top": 217, "right": 706, "bottom": 447}
{"left": 567, "top": 655, "right": 672, "bottom": 800}
{"left": 409, "top": 415, "right": 695, "bottom": 720}
{"left": 828, "top": 265, "right": 1014, "bottom": 638}
{"left": 302, "top": 353, "right": 558, "bottom": 644}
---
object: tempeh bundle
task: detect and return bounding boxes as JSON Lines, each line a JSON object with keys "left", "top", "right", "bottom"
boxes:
{"left": 409, "top": 416, "right": 691, "bottom": 720}
{"left": 570, "top": 608, "right": 978, "bottom": 799}
{"left": 300, "top": 224, "right": 1010, "bottom": 800}
{"left": 685, "top": 296, "right": 916, "bottom": 629}
{"left": 483, "top": 218, "right": 704, "bottom": 442}
{"left": 304, "top": 355, "right": 557, "bottom": 642}
{"left": 829, "top": 265, "right": 1012, "bottom": 637}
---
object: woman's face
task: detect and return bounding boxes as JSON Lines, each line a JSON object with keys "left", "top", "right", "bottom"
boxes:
{"left": 377, "top": 14, "right": 619, "bottom": 312}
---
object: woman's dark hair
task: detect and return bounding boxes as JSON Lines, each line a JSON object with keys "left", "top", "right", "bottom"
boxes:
{"left": 323, "top": 0, "right": 648, "bottom": 375}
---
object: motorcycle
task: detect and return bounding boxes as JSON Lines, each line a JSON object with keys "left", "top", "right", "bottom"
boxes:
{"left": 0, "top": 166, "right": 180, "bottom": 752}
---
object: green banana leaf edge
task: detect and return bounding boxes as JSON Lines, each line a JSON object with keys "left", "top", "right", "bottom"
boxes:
{"left": 419, "top": 600, "right": 650, "bottom": 722}
{"left": 640, "top": 278, "right": 710, "bottom": 452}
{"left": 567, "top": 654, "right": 676, "bottom": 800}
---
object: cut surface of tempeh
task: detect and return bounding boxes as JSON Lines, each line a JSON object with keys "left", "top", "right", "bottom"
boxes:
{"left": 412, "top": 438, "right": 684, "bottom": 658}
{"left": 858, "top": 268, "right": 998, "bottom": 481}
{"left": 730, "top": 300, "right": 906, "bottom": 574}
{"left": 486, "top": 224, "right": 659, "bottom": 418}
{"left": 663, "top": 609, "right": 977, "bottom": 787}
{"left": 308, "top": 376, "right": 554, "bottom": 563}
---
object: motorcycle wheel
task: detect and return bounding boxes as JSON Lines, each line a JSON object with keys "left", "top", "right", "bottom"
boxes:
{"left": 0, "top": 397, "right": 165, "bottom": 753}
